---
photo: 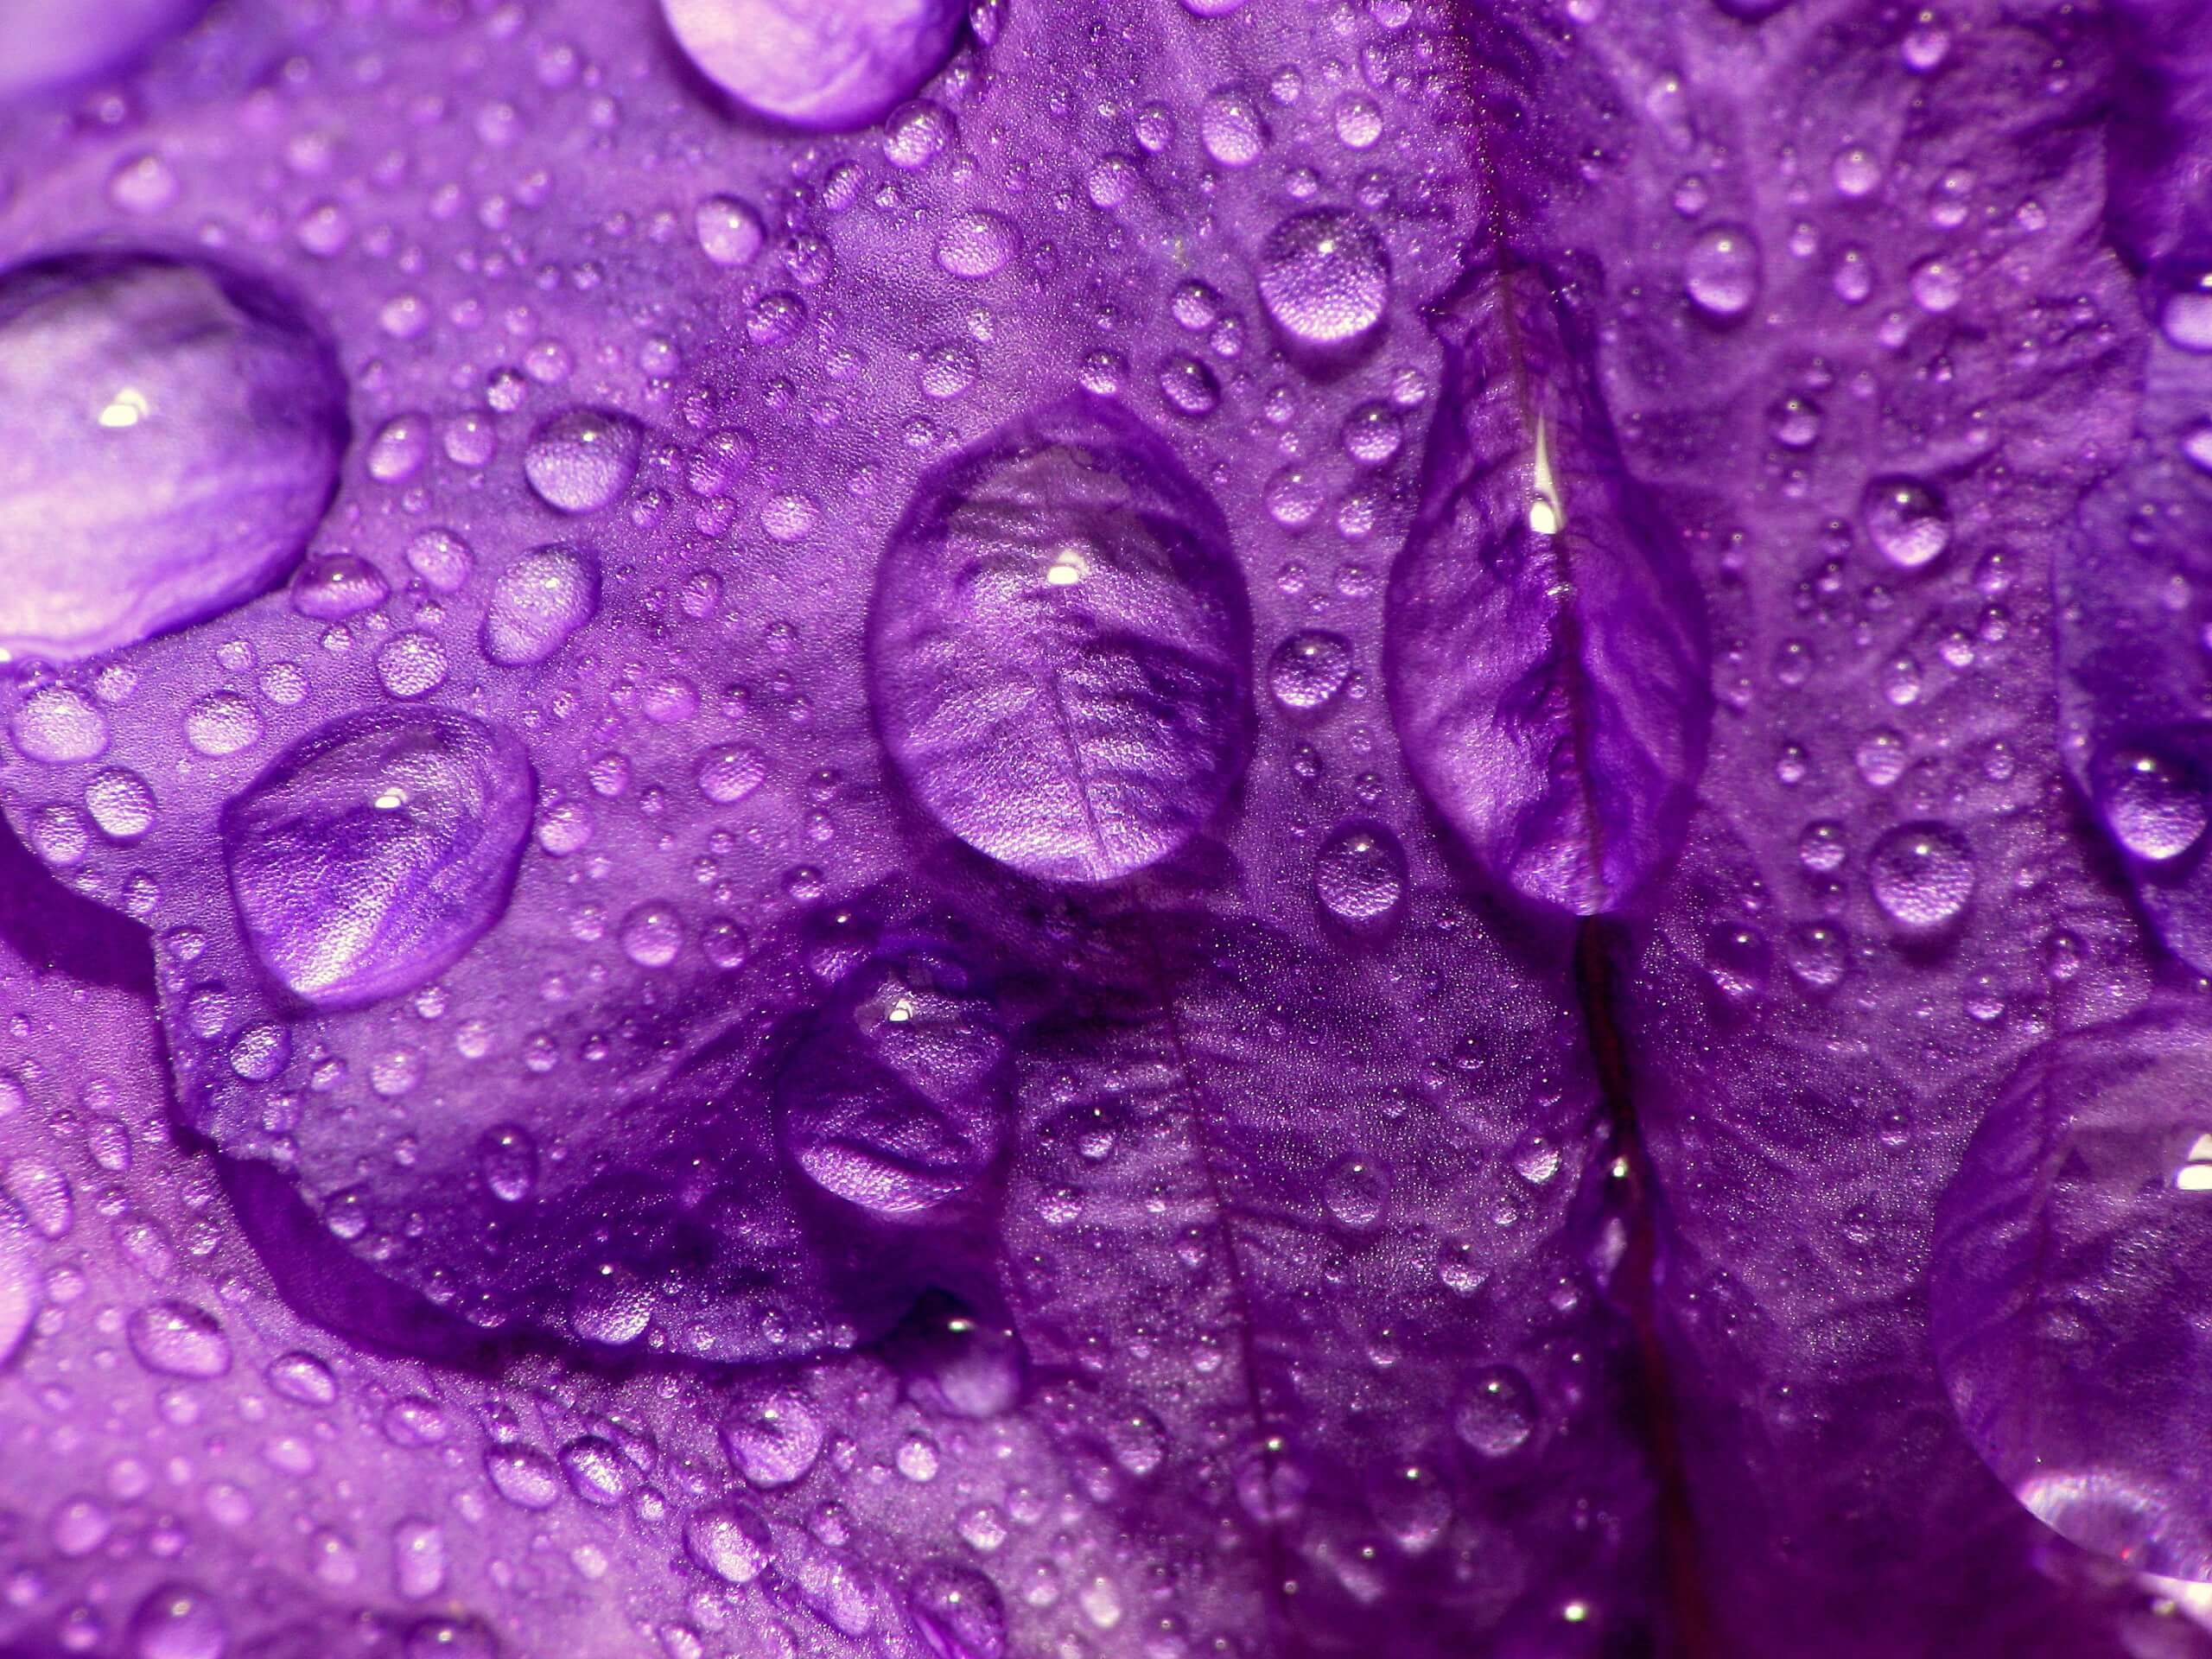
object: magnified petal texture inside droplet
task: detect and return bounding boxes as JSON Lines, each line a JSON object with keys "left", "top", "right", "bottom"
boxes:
{"left": 1383, "top": 259, "right": 1709, "bottom": 914}
{"left": 0, "top": 251, "right": 347, "bottom": 663}
{"left": 220, "top": 709, "right": 534, "bottom": 1007}
{"left": 868, "top": 396, "right": 1251, "bottom": 883}
{"left": 659, "top": 0, "right": 966, "bottom": 133}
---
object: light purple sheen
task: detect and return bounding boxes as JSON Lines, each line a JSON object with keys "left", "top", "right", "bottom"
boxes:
{"left": 1384, "top": 259, "right": 1709, "bottom": 916}
{"left": 1931, "top": 1005, "right": 2212, "bottom": 1584}
{"left": 868, "top": 396, "right": 1253, "bottom": 884}
{"left": 660, "top": 0, "right": 965, "bottom": 132}
{"left": 0, "top": 251, "right": 346, "bottom": 664}
{"left": 0, "top": 0, "right": 208, "bottom": 102}
{"left": 221, "top": 709, "right": 534, "bottom": 1008}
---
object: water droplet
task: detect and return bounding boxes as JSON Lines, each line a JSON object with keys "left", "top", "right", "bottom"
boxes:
{"left": 558, "top": 1436, "right": 635, "bottom": 1505}
{"left": 523, "top": 407, "right": 640, "bottom": 514}
{"left": 0, "top": 251, "right": 346, "bottom": 662}
{"left": 377, "top": 631, "right": 448, "bottom": 700}
{"left": 1257, "top": 209, "right": 1389, "bottom": 345}
{"left": 720, "top": 1384, "right": 824, "bottom": 1487}
{"left": 293, "top": 554, "right": 390, "bottom": 620}
{"left": 1862, "top": 474, "right": 1950, "bottom": 569}
{"left": 1868, "top": 820, "right": 1974, "bottom": 928}
{"left": 1157, "top": 353, "right": 1221, "bottom": 417}
{"left": 1323, "top": 1155, "right": 1389, "bottom": 1230}
{"left": 245, "top": 1353, "right": 334, "bottom": 1418}
{"left": 1831, "top": 144, "right": 1881, "bottom": 197}
{"left": 129, "top": 1583, "right": 227, "bottom": 1659}
{"left": 1314, "top": 821, "right": 1406, "bottom": 923}
{"left": 405, "top": 529, "right": 473, "bottom": 593}
{"left": 485, "top": 1444, "right": 561, "bottom": 1510}
{"left": 883, "top": 100, "right": 954, "bottom": 168}
{"left": 221, "top": 709, "right": 534, "bottom": 1007}
{"left": 2094, "top": 745, "right": 2209, "bottom": 862}
{"left": 907, "top": 1562, "right": 1007, "bottom": 1659}
{"left": 12, "top": 686, "right": 108, "bottom": 763}
{"left": 1267, "top": 629, "right": 1353, "bottom": 711}
{"left": 1454, "top": 1365, "right": 1536, "bottom": 1456}
{"left": 1683, "top": 223, "right": 1761, "bottom": 318}
{"left": 936, "top": 211, "right": 1018, "bottom": 279}
{"left": 620, "top": 903, "right": 683, "bottom": 968}
{"left": 695, "top": 194, "right": 766, "bottom": 266}
{"left": 1199, "top": 86, "right": 1268, "bottom": 167}
{"left": 570, "top": 1262, "right": 653, "bottom": 1344}
{"left": 478, "top": 1124, "right": 537, "bottom": 1201}
{"left": 868, "top": 398, "right": 1250, "bottom": 882}
{"left": 686, "top": 1504, "right": 774, "bottom": 1584}
{"left": 1341, "top": 401, "right": 1403, "bottom": 464}
{"left": 481, "top": 545, "right": 598, "bottom": 665}
{"left": 1767, "top": 394, "right": 1821, "bottom": 448}
{"left": 126, "top": 1300, "right": 231, "bottom": 1378}
{"left": 185, "top": 690, "right": 262, "bottom": 757}
{"left": 660, "top": 0, "right": 965, "bottom": 131}
{"left": 2161, "top": 273, "right": 2212, "bottom": 352}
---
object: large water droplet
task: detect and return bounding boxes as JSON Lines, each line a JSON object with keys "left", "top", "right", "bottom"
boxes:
{"left": 1868, "top": 820, "right": 1974, "bottom": 928}
{"left": 128, "top": 1582, "right": 227, "bottom": 1659}
{"left": 1199, "top": 86, "right": 1268, "bottom": 167}
{"left": 1931, "top": 1014, "right": 2212, "bottom": 1580}
{"left": 1257, "top": 209, "right": 1389, "bottom": 346}
{"left": 11, "top": 685, "right": 107, "bottom": 763}
{"left": 936, "top": 211, "right": 1018, "bottom": 280}
{"left": 523, "top": 407, "right": 639, "bottom": 514}
{"left": 2093, "top": 744, "right": 2209, "bottom": 863}
{"left": 685, "top": 1503, "right": 773, "bottom": 1584}
{"left": 126, "top": 1300, "right": 231, "bottom": 1378}
{"left": 1861, "top": 475, "right": 1951, "bottom": 569}
{"left": 720, "top": 1384, "right": 824, "bottom": 1487}
{"left": 660, "top": 0, "right": 965, "bottom": 132}
{"left": 907, "top": 1561, "right": 1007, "bottom": 1659}
{"left": 1268, "top": 629, "right": 1353, "bottom": 711}
{"left": 868, "top": 397, "right": 1251, "bottom": 882}
{"left": 0, "top": 252, "right": 346, "bottom": 662}
{"left": 481, "top": 545, "right": 599, "bottom": 665}
{"left": 1683, "top": 224, "right": 1761, "bottom": 318}
{"left": 1454, "top": 1365, "right": 1536, "bottom": 1456}
{"left": 1313, "top": 821, "right": 1406, "bottom": 924}
{"left": 221, "top": 709, "right": 534, "bottom": 1007}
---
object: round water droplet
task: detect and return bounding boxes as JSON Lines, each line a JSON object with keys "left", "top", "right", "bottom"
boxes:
{"left": 1683, "top": 223, "right": 1761, "bottom": 318}
{"left": 523, "top": 407, "right": 639, "bottom": 514}
{"left": 620, "top": 903, "right": 683, "bottom": 969}
{"left": 221, "top": 709, "right": 534, "bottom": 1007}
{"left": 2094, "top": 744, "right": 2209, "bottom": 862}
{"left": 558, "top": 1436, "right": 634, "bottom": 1505}
{"left": 660, "top": 0, "right": 965, "bottom": 131}
{"left": 868, "top": 397, "right": 1250, "bottom": 882}
{"left": 685, "top": 1503, "right": 773, "bottom": 1584}
{"left": 126, "top": 1300, "right": 231, "bottom": 1378}
{"left": 1268, "top": 629, "right": 1353, "bottom": 711}
{"left": 293, "top": 554, "right": 389, "bottom": 620}
{"left": 376, "top": 631, "right": 448, "bottom": 700}
{"left": 1931, "top": 1014, "right": 2212, "bottom": 1580}
{"left": 1341, "top": 401, "right": 1403, "bottom": 464}
{"left": 1862, "top": 474, "right": 1951, "bottom": 569}
{"left": 884, "top": 99, "right": 954, "bottom": 168}
{"left": 936, "top": 211, "right": 1018, "bottom": 279}
{"left": 1868, "top": 820, "right": 1974, "bottom": 928}
{"left": 907, "top": 1561, "right": 1007, "bottom": 1659}
{"left": 1323, "top": 1155, "right": 1389, "bottom": 1230}
{"left": 720, "top": 1385, "right": 823, "bottom": 1487}
{"left": 0, "top": 251, "right": 346, "bottom": 662}
{"left": 695, "top": 194, "right": 766, "bottom": 266}
{"left": 405, "top": 529, "right": 473, "bottom": 593}
{"left": 2163, "top": 275, "right": 2212, "bottom": 353}
{"left": 12, "top": 686, "right": 108, "bottom": 763}
{"left": 1314, "top": 821, "right": 1406, "bottom": 923}
{"left": 129, "top": 1582, "right": 227, "bottom": 1659}
{"left": 481, "top": 545, "right": 598, "bottom": 665}
{"left": 570, "top": 1262, "right": 653, "bottom": 1344}
{"left": 1257, "top": 209, "right": 1389, "bottom": 345}
{"left": 1454, "top": 1365, "right": 1536, "bottom": 1456}
{"left": 485, "top": 1445, "right": 561, "bottom": 1510}
{"left": 266, "top": 1351, "right": 338, "bottom": 1406}
{"left": 1767, "top": 394, "right": 1822, "bottom": 448}
{"left": 479, "top": 1125, "right": 537, "bottom": 1201}
{"left": 1158, "top": 353, "right": 1221, "bottom": 417}
{"left": 1199, "top": 86, "right": 1268, "bottom": 166}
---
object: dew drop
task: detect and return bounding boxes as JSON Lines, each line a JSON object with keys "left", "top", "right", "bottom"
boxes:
{"left": 720, "top": 1385, "right": 824, "bottom": 1487}
{"left": 293, "top": 554, "right": 390, "bottom": 620}
{"left": 0, "top": 252, "right": 346, "bottom": 662}
{"left": 481, "top": 545, "right": 598, "bottom": 666}
{"left": 695, "top": 194, "right": 766, "bottom": 267}
{"left": 523, "top": 407, "right": 640, "bottom": 514}
{"left": 936, "top": 211, "right": 1018, "bottom": 280}
{"left": 12, "top": 686, "right": 108, "bottom": 763}
{"left": 685, "top": 1503, "right": 773, "bottom": 1585}
{"left": 1257, "top": 209, "right": 1389, "bottom": 345}
{"left": 1862, "top": 474, "right": 1951, "bottom": 569}
{"left": 659, "top": 0, "right": 965, "bottom": 132}
{"left": 1267, "top": 629, "right": 1353, "bottom": 711}
{"left": 2094, "top": 745, "right": 2209, "bottom": 863}
{"left": 126, "top": 1300, "right": 231, "bottom": 1378}
{"left": 1683, "top": 224, "right": 1761, "bottom": 318}
{"left": 220, "top": 709, "right": 534, "bottom": 1007}
{"left": 1868, "top": 820, "right": 1974, "bottom": 928}
{"left": 1199, "top": 86, "right": 1268, "bottom": 167}
{"left": 1313, "top": 821, "right": 1406, "bottom": 923}
{"left": 129, "top": 1582, "right": 227, "bottom": 1659}
{"left": 1454, "top": 1365, "right": 1536, "bottom": 1456}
